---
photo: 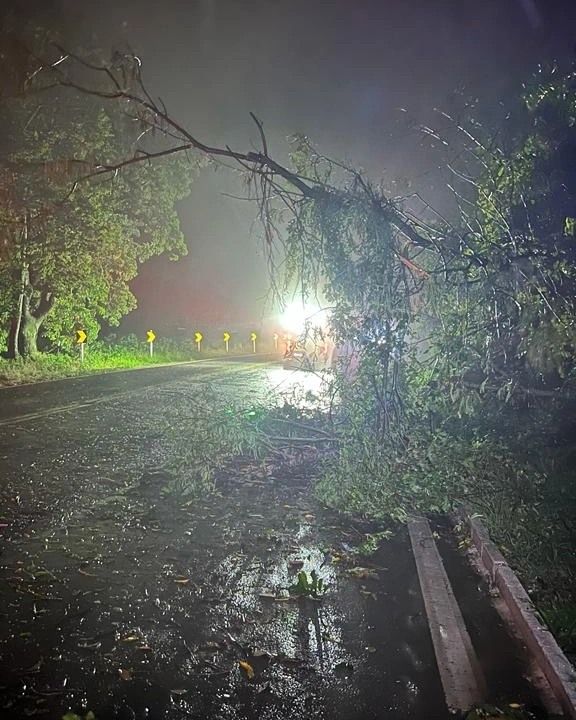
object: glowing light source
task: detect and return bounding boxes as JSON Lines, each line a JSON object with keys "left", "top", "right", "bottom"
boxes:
{"left": 280, "top": 301, "right": 327, "bottom": 335}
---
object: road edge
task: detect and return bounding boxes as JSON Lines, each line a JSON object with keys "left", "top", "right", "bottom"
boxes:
{"left": 0, "top": 354, "right": 280, "bottom": 391}
{"left": 459, "top": 510, "right": 576, "bottom": 719}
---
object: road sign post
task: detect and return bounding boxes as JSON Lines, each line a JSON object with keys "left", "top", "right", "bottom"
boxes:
{"left": 223, "top": 331, "right": 231, "bottom": 353}
{"left": 194, "top": 331, "right": 203, "bottom": 352}
{"left": 273, "top": 332, "right": 279, "bottom": 351}
{"left": 146, "top": 330, "right": 156, "bottom": 357}
{"left": 250, "top": 331, "right": 257, "bottom": 353}
{"left": 76, "top": 329, "right": 87, "bottom": 362}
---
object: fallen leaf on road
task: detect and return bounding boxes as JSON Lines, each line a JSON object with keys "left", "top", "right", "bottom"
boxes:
{"left": 359, "top": 588, "right": 378, "bottom": 600}
{"left": 24, "top": 658, "right": 44, "bottom": 673}
{"left": 239, "top": 660, "right": 255, "bottom": 679}
{"left": 347, "top": 567, "right": 378, "bottom": 580}
{"left": 78, "top": 568, "right": 97, "bottom": 577}
{"left": 118, "top": 668, "right": 133, "bottom": 681}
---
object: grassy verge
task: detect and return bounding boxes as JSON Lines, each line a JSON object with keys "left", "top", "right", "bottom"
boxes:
{"left": 0, "top": 344, "right": 198, "bottom": 386}
{"left": 480, "top": 497, "right": 576, "bottom": 661}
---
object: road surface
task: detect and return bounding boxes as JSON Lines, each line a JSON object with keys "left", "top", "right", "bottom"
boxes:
{"left": 0, "top": 360, "right": 545, "bottom": 719}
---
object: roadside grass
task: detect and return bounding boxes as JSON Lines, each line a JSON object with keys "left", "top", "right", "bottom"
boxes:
{"left": 0, "top": 344, "right": 198, "bottom": 386}
{"left": 481, "top": 498, "right": 576, "bottom": 661}
{"left": 540, "top": 602, "right": 576, "bottom": 659}
{"left": 0, "top": 336, "right": 270, "bottom": 387}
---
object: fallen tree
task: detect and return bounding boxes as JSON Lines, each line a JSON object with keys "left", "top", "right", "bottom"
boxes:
{"left": 19, "top": 48, "right": 576, "bottom": 648}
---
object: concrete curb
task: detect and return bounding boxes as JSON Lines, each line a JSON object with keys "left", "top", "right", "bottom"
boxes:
{"left": 463, "top": 512, "right": 576, "bottom": 719}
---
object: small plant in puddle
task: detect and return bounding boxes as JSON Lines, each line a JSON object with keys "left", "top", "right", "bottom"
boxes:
{"left": 290, "top": 569, "right": 327, "bottom": 599}
{"left": 355, "top": 530, "right": 393, "bottom": 557}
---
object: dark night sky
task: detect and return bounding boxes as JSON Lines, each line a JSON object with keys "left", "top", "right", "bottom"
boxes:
{"left": 8, "top": 0, "right": 576, "bottom": 334}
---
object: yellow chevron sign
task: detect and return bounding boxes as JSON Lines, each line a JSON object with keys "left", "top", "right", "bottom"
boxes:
{"left": 223, "top": 332, "right": 231, "bottom": 343}
{"left": 146, "top": 330, "right": 156, "bottom": 343}
{"left": 76, "top": 329, "right": 87, "bottom": 344}
{"left": 194, "top": 331, "right": 203, "bottom": 344}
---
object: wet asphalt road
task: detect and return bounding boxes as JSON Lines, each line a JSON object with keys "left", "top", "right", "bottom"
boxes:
{"left": 0, "top": 361, "right": 543, "bottom": 719}
{"left": 0, "top": 358, "right": 278, "bottom": 426}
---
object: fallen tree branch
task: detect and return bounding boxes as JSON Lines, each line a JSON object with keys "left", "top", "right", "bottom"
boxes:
{"left": 33, "top": 48, "right": 437, "bottom": 253}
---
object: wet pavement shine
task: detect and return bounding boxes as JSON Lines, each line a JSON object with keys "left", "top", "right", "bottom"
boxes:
{"left": 0, "top": 362, "right": 543, "bottom": 719}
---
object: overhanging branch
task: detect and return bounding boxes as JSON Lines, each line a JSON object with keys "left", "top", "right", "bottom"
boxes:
{"left": 37, "top": 48, "right": 435, "bottom": 252}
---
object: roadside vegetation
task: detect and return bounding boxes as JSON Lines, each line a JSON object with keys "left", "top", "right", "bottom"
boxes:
{"left": 190, "top": 66, "right": 576, "bottom": 655}
{"left": 0, "top": 335, "right": 198, "bottom": 385}
{"left": 0, "top": 20, "right": 199, "bottom": 361}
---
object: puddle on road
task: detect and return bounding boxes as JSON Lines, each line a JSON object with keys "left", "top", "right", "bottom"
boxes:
{"left": 0, "top": 467, "right": 448, "bottom": 720}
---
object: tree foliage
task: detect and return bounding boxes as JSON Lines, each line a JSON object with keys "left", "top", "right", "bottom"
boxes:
{"left": 0, "top": 32, "right": 196, "bottom": 357}
{"left": 427, "top": 66, "right": 576, "bottom": 402}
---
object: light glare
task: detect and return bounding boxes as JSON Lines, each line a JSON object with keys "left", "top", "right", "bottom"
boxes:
{"left": 280, "top": 301, "right": 326, "bottom": 335}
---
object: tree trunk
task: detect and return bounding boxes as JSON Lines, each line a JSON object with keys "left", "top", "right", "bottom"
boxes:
{"left": 8, "top": 211, "right": 30, "bottom": 360}
{"left": 7, "top": 220, "right": 28, "bottom": 359}
{"left": 6, "top": 318, "right": 21, "bottom": 359}
{"left": 20, "top": 310, "right": 43, "bottom": 358}
{"left": 8, "top": 284, "right": 54, "bottom": 360}
{"left": 6, "top": 265, "right": 28, "bottom": 359}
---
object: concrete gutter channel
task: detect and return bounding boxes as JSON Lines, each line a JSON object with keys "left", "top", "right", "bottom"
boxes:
{"left": 466, "top": 513, "right": 576, "bottom": 719}
{"left": 408, "top": 516, "right": 576, "bottom": 718}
